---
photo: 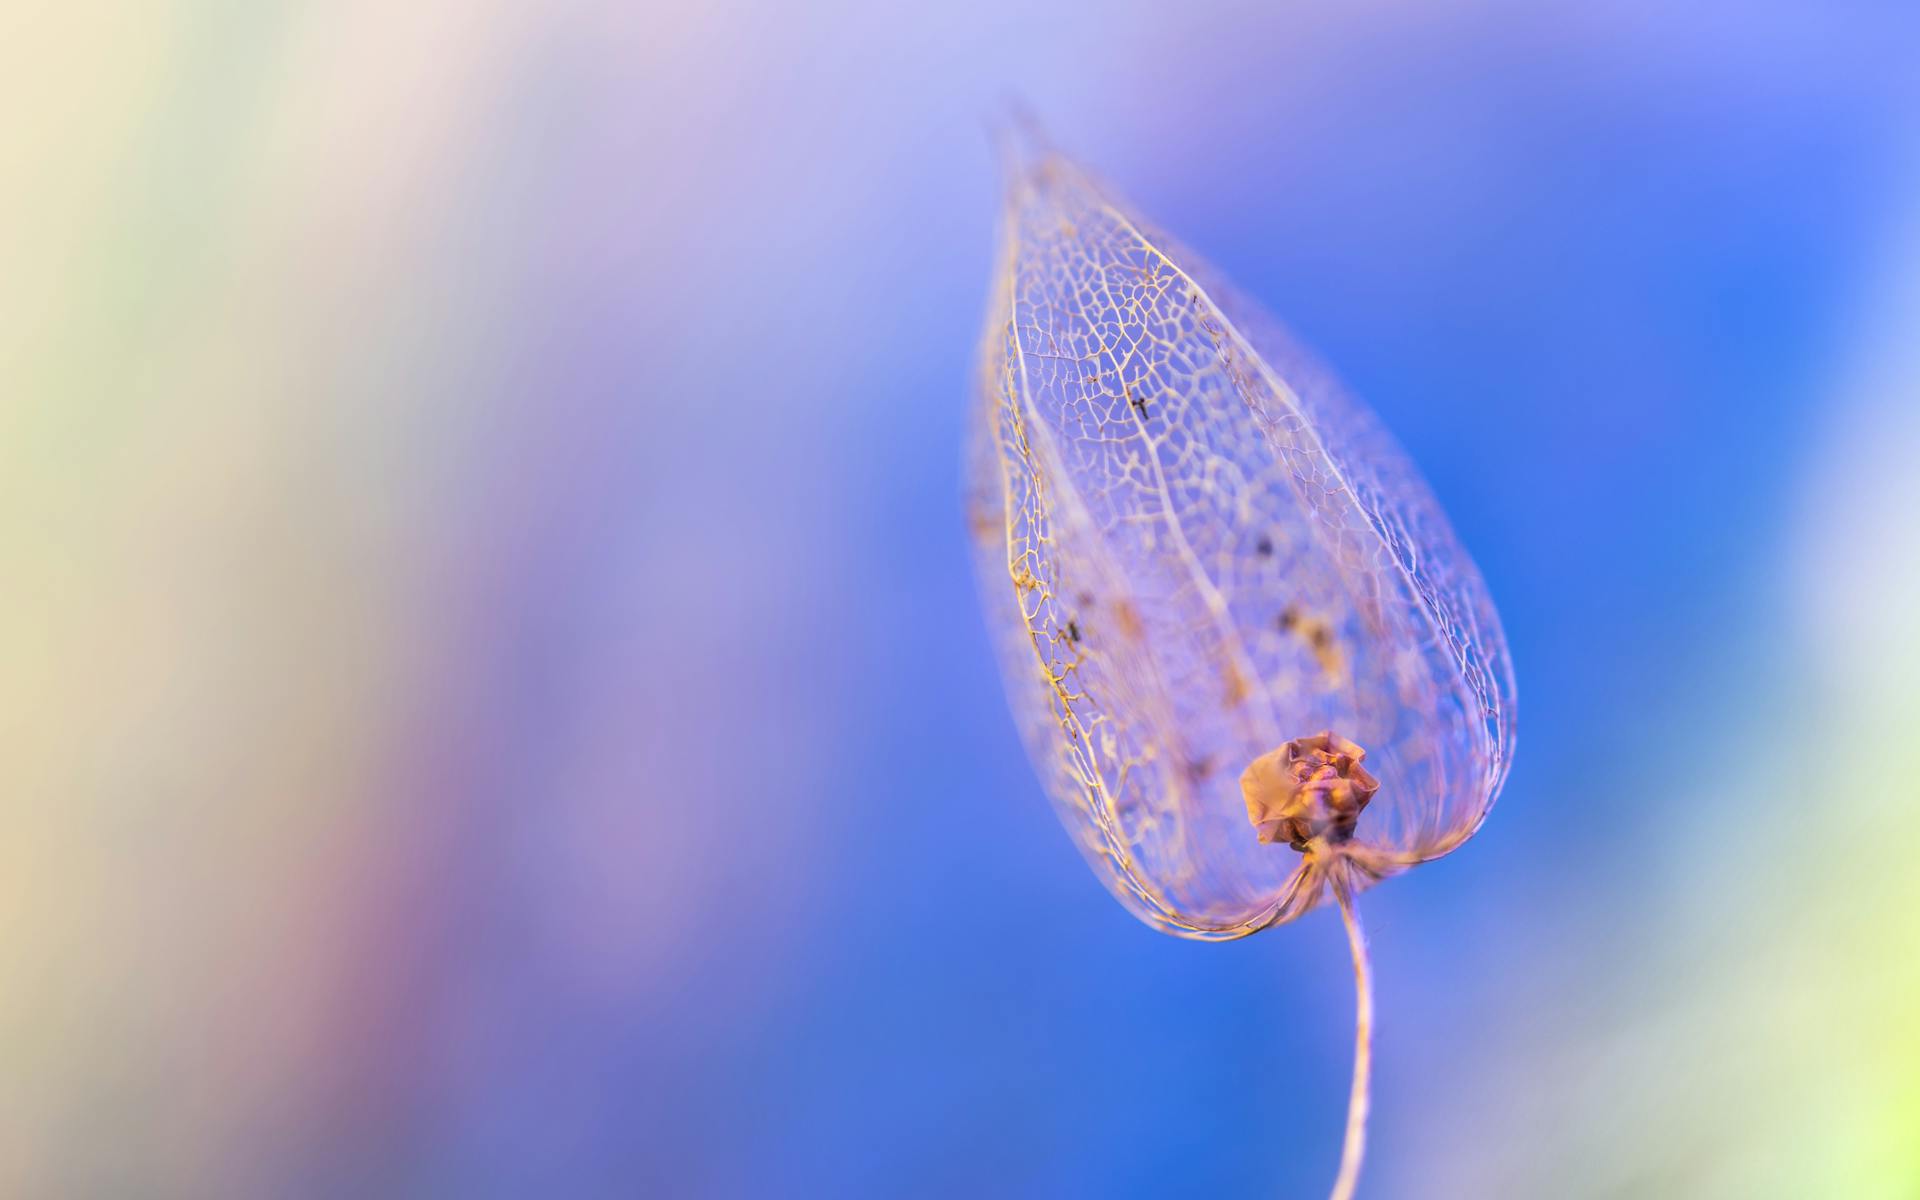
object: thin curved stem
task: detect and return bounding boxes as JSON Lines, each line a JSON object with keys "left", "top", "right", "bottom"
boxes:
{"left": 1328, "top": 866, "right": 1372, "bottom": 1200}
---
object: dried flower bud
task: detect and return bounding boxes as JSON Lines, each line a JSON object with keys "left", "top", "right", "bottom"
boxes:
{"left": 1241, "top": 732, "right": 1380, "bottom": 852}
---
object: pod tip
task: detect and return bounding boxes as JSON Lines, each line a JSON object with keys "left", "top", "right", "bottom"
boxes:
{"left": 986, "top": 96, "right": 1056, "bottom": 185}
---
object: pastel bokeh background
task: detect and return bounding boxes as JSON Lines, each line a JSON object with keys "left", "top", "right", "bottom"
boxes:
{"left": 5, "top": 3, "right": 1918, "bottom": 1196}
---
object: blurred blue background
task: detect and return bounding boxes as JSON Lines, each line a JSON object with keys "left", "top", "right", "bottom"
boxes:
{"left": 5, "top": 2, "right": 1919, "bottom": 1196}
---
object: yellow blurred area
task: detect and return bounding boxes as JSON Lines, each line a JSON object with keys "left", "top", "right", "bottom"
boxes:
{"left": 0, "top": 4, "right": 533, "bottom": 1189}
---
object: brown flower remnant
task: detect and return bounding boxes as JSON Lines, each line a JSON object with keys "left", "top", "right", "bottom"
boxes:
{"left": 1241, "top": 732, "right": 1380, "bottom": 852}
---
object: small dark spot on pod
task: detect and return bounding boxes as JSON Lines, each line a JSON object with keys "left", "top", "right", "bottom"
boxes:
{"left": 1278, "top": 606, "right": 1300, "bottom": 631}
{"left": 1066, "top": 619, "right": 1082, "bottom": 643}
{"left": 1256, "top": 535, "right": 1274, "bottom": 557}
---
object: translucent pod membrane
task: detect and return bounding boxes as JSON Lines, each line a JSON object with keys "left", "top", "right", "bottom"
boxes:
{"left": 967, "top": 141, "right": 1515, "bottom": 940}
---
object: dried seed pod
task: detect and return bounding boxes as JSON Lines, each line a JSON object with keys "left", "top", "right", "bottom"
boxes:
{"left": 1242, "top": 731, "right": 1380, "bottom": 851}
{"left": 967, "top": 137, "right": 1515, "bottom": 940}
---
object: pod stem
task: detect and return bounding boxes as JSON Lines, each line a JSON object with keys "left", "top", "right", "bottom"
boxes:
{"left": 1328, "top": 864, "right": 1372, "bottom": 1200}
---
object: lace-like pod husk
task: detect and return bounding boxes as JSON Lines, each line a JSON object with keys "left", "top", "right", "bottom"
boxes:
{"left": 967, "top": 147, "right": 1516, "bottom": 939}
